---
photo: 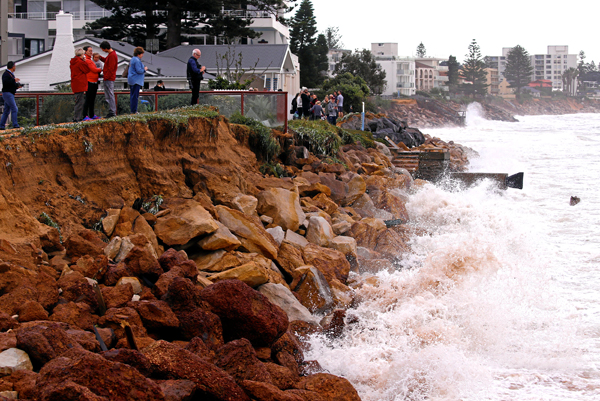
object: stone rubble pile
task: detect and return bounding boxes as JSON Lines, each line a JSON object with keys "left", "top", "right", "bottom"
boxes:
{"left": 0, "top": 138, "right": 420, "bottom": 400}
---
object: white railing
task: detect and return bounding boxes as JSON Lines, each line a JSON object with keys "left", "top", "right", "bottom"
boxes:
{"left": 8, "top": 10, "right": 112, "bottom": 21}
{"left": 222, "top": 10, "right": 272, "bottom": 19}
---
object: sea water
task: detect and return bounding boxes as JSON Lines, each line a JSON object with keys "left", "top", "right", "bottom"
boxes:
{"left": 306, "top": 107, "right": 600, "bottom": 400}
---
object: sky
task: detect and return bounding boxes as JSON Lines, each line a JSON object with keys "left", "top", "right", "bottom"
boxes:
{"left": 300, "top": 0, "right": 599, "bottom": 65}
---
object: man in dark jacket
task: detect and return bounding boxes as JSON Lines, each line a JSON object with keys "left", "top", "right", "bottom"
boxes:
{"left": 300, "top": 88, "right": 310, "bottom": 120}
{"left": 187, "top": 49, "right": 206, "bottom": 105}
{"left": 0, "top": 61, "right": 21, "bottom": 130}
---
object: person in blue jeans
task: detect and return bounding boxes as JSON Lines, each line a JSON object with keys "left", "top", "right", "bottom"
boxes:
{"left": 127, "top": 46, "right": 148, "bottom": 114}
{"left": 0, "top": 61, "right": 21, "bottom": 130}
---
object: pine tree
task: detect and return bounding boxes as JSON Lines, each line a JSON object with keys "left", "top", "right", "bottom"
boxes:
{"left": 289, "top": 0, "right": 323, "bottom": 87}
{"left": 461, "top": 39, "right": 488, "bottom": 96}
{"left": 447, "top": 55, "right": 460, "bottom": 91}
{"left": 416, "top": 42, "right": 426, "bottom": 58}
{"left": 323, "top": 26, "right": 344, "bottom": 50}
{"left": 503, "top": 45, "right": 534, "bottom": 94}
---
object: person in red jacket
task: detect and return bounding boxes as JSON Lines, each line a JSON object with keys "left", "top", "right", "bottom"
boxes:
{"left": 70, "top": 48, "right": 90, "bottom": 122}
{"left": 82, "top": 46, "right": 102, "bottom": 120}
{"left": 99, "top": 41, "right": 118, "bottom": 118}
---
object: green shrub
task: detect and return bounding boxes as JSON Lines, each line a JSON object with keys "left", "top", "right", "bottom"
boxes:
{"left": 288, "top": 119, "right": 343, "bottom": 156}
{"left": 339, "top": 128, "right": 375, "bottom": 148}
{"left": 229, "top": 112, "right": 280, "bottom": 162}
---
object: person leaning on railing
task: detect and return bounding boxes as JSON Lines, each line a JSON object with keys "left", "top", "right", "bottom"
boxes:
{"left": 70, "top": 48, "right": 90, "bottom": 122}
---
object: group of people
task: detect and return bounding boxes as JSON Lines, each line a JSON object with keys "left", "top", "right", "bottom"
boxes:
{"left": 291, "top": 87, "right": 344, "bottom": 125}
{"left": 70, "top": 40, "right": 118, "bottom": 122}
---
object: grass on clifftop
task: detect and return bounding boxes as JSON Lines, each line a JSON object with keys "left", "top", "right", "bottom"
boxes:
{"left": 19, "top": 105, "right": 220, "bottom": 138}
{"left": 288, "top": 119, "right": 375, "bottom": 157}
{"left": 229, "top": 112, "right": 281, "bottom": 162}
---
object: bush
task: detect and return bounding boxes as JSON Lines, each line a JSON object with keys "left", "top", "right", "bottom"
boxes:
{"left": 320, "top": 72, "right": 370, "bottom": 114}
{"left": 288, "top": 119, "right": 342, "bottom": 156}
{"left": 229, "top": 112, "right": 280, "bottom": 162}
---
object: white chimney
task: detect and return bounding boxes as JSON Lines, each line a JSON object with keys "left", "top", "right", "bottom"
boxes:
{"left": 46, "top": 11, "right": 75, "bottom": 89}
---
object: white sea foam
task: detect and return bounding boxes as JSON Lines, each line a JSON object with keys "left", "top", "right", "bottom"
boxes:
{"left": 306, "top": 114, "right": 600, "bottom": 400}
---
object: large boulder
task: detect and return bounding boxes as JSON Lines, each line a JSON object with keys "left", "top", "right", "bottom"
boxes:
{"left": 197, "top": 221, "right": 241, "bottom": 252}
{"left": 16, "top": 323, "right": 85, "bottom": 369}
{"left": 257, "top": 187, "right": 306, "bottom": 232}
{"left": 36, "top": 349, "right": 164, "bottom": 401}
{"left": 142, "top": 340, "right": 249, "bottom": 401}
{"left": 305, "top": 217, "right": 334, "bottom": 247}
{"left": 153, "top": 198, "right": 219, "bottom": 246}
{"left": 302, "top": 244, "right": 351, "bottom": 285}
{"left": 214, "top": 338, "right": 272, "bottom": 384}
{"left": 295, "top": 373, "right": 361, "bottom": 401}
{"left": 216, "top": 206, "right": 278, "bottom": 259}
{"left": 258, "top": 283, "right": 320, "bottom": 325}
{"left": 199, "top": 280, "right": 288, "bottom": 347}
{"left": 290, "top": 267, "right": 334, "bottom": 314}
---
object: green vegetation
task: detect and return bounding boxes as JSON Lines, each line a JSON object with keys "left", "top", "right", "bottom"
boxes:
{"left": 333, "top": 49, "right": 387, "bottom": 95}
{"left": 259, "top": 162, "right": 288, "bottom": 178}
{"left": 39, "top": 212, "right": 62, "bottom": 242}
{"left": 504, "top": 45, "right": 534, "bottom": 95}
{"left": 320, "top": 72, "right": 370, "bottom": 114}
{"left": 365, "top": 96, "right": 393, "bottom": 113}
{"left": 461, "top": 39, "right": 488, "bottom": 97}
{"left": 229, "top": 112, "right": 280, "bottom": 162}
{"left": 290, "top": 0, "right": 328, "bottom": 87}
{"left": 288, "top": 119, "right": 375, "bottom": 157}
{"left": 142, "top": 195, "right": 164, "bottom": 215}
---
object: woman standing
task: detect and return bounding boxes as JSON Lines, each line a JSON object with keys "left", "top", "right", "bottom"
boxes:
{"left": 127, "top": 47, "right": 148, "bottom": 114}
{"left": 327, "top": 94, "right": 338, "bottom": 125}
{"left": 83, "top": 46, "right": 102, "bottom": 120}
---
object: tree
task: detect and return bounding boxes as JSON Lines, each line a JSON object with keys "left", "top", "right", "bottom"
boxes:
{"left": 315, "top": 34, "right": 329, "bottom": 78}
{"left": 88, "top": 0, "right": 290, "bottom": 49}
{"left": 416, "top": 42, "right": 426, "bottom": 58}
{"left": 447, "top": 55, "right": 460, "bottom": 88}
{"left": 460, "top": 39, "right": 488, "bottom": 96}
{"left": 323, "top": 26, "right": 344, "bottom": 50}
{"left": 334, "top": 49, "right": 386, "bottom": 95}
{"left": 562, "top": 67, "right": 579, "bottom": 96}
{"left": 290, "top": 0, "right": 325, "bottom": 87}
{"left": 503, "top": 45, "right": 534, "bottom": 95}
{"left": 321, "top": 72, "right": 369, "bottom": 113}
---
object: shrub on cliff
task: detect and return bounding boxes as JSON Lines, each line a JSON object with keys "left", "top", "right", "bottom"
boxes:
{"left": 229, "top": 112, "right": 281, "bottom": 162}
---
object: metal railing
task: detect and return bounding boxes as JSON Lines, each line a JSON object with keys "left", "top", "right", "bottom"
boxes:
{"left": 3, "top": 90, "right": 288, "bottom": 132}
{"left": 8, "top": 10, "right": 113, "bottom": 20}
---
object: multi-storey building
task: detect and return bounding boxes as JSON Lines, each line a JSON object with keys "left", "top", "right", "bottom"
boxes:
{"left": 326, "top": 48, "right": 351, "bottom": 78}
{"left": 484, "top": 67, "right": 499, "bottom": 95}
{"left": 415, "top": 57, "right": 448, "bottom": 91}
{"left": 530, "top": 46, "right": 577, "bottom": 91}
{"left": 371, "top": 42, "right": 415, "bottom": 96}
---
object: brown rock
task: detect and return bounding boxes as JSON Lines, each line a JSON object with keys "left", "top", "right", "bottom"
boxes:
{"left": 197, "top": 221, "right": 242, "bottom": 251}
{"left": 291, "top": 266, "right": 334, "bottom": 314}
{"left": 302, "top": 244, "right": 351, "bottom": 285}
{"left": 49, "top": 301, "right": 95, "bottom": 331}
{"left": 305, "top": 217, "right": 334, "bottom": 247}
{"left": 0, "top": 312, "right": 18, "bottom": 332}
{"left": 369, "top": 188, "right": 409, "bottom": 221}
{"left": 309, "top": 193, "right": 338, "bottom": 216}
{"left": 231, "top": 194, "right": 259, "bottom": 216}
{"left": 73, "top": 255, "right": 109, "bottom": 280}
{"left": 257, "top": 187, "right": 306, "bottom": 232}
{"left": 208, "top": 262, "right": 270, "bottom": 288}
{"left": 142, "top": 340, "right": 249, "bottom": 401}
{"left": 66, "top": 329, "right": 101, "bottom": 352}
{"left": 101, "top": 348, "right": 154, "bottom": 377}
{"left": 215, "top": 338, "right": 272, "bottom": 384}
{"left": 16, "top": 323, "right": 85, "bottom": 369}
{"left": 216, "top": 206, "right": 279, "bottom": 260}
{"left": 153, "top": 198, "right": 219, "bottom": 246}
{"left": 103, "top": 262, "right": 134, "bottom": 286}
{"left": 102, "top": 208, "right": 121, "bottom": 236}
{"left": 123, "top": 246, "right": 164, "bottom": 281}
{"left": 158, "top": 248, "right": 187, "bottom": 271}
{"left": 57, "top": 271, "right": 98, "bottom": 311}
{"left": 264, "top": 362, "right": 297, "bottom": 390}
{"left": 240, "top": 380, "right": 304, "bottom": 401}
{"left": 131, "top": 300, "right": 180, "bottom": 331}
{"left": 276, "top": 241, "right": 305, "bottom": 281}
{"left": 285, "top": 389, "right": 326, "bottom": 401}
{"left": 199, "top": 280, "right": 288, "bottom": 347}
{"left": 64, "top": 229, "right": 106, "bottom": 260}
{"left": 17, "top": 301, "right": 49, "bottom": 322}
{"left": 102, "top": 283, "right": 134, "bottom": 309}
{"left": 3, "top": 370, "right": 39, "bottom": 400}
{"left": 0, "top": 286, "right": 38, "bottom": 316}
{"left": 97, "top": 307, "right": 147, "bottom": 341}
{"left": 163, "top": 278, "right": 202, "bottom": 313}
{"left": 185, "top": 337, "right": 214, "bottom": 361}
{"left": 36, "top": 349, "right": 164, "bottom": 401}
{"left": 295, "top": 373, "right": 360, "bottom": 401}
{"left": 348, "top": 220, "right": 383, "bottom": 250}
{"left": 0, "top": 333, "right": 17, "bottom": 353}
{"left": 158, "top": 379, "right": 197, "bottom": 401}
{"left": 317, "top": 173, "right": 348, "bottom": 204}
{"left": 35, "top": 272, "right": 60, "bottom": 309}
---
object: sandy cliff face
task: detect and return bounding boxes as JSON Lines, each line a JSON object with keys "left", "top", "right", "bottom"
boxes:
{"left": 0, "top": 117, "right": 259, "bottom": 245}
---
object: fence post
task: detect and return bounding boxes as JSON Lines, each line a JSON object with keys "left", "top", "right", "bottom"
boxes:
{"left": 241, "top": 93, "right": 244, "bottom": 116}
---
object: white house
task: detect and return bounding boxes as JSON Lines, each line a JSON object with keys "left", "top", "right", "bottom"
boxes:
{"left": 371, "top": 43, "right": 415, "bottom": 96}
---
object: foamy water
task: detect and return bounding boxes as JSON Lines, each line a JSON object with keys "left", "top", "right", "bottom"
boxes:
{"left": 307, "top": 107, "right": 600, "bottom": 400}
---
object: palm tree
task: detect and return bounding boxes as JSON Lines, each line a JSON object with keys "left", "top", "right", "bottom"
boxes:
{"left": 562, "top": 68, "right": 579, "bottom": 96}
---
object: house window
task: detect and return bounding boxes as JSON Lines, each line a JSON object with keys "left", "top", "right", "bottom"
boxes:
{"left": 273, "top": 77, "right": 278, "bottom": 90}
{"left": 24, "top": 38, "right": 45, "bottom": 57}
{"left": 63, "top": 0, "right": 79, "bottom": 13}
{"left": 265, "top": 77, "right": 271, "bottom": 90}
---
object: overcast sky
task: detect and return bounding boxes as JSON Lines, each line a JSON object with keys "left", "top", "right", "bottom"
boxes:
{"left": 305, "top": 1, "right": 599, "bottom": 65}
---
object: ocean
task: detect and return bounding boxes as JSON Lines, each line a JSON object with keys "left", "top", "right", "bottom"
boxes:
{"left": 306, "top": 106, "right": 600, "bottom": 400}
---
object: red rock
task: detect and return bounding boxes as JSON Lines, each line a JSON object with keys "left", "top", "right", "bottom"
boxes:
{"left": 320, "top": 310, "right": 346, "bottom": 339}
{"left": 0, "top": 332, "right": 17, "bottom": 352}
{"left": 17, "top": 300, "right": 49, "bottom": 322}
{"left": 184, "top": 337, "right": 214, "bottom": 361}
{"left": 101, "top": 283, "right": 134, "bottom": 309}
{"left": 285, "top": 389, "right": 326, "bottom": 401}
{"left": 158, "top": 248, "right": 188, "bottom": 271}
{"left": 36, "top": 349, "right": 165, "bottom": 401}
{"left": 215, "top": 338, "right": 272, "bottom": 384}
{"left": 164, "top": 278, "right": 202, "bottom": 313}
{"left": 240, "top": 380, "right": 304, "bottom": 401}
{"left": 199, "top": 279, "right": 288, "bottom": 347}
{"left": 35, "top": 272, "right": 60, "bottom": 310}
{"left": 66, "top": 329, "right": 100, "bottom": 352}
{"left": 16, "top": 322, "right": 85, "bottom": 369}
{"left": 131, "top": 300, "right": 180, "bottom": 331}
{"left": 57, "top": 272, "right": 99, "bottom": 311}
{"left": 101, "top": 348, "right": 154, "bottom": 377}
{"left": 158, "top": 379, "right": 197, "bottom": 401}
{"left": 3, "top": 370, "right": 39, "bottom": 399}
{"left": 97, "top": 307, "right": 147, "bottom": 341}
{"left": 0, "top": 262, "right": 36, "bottom": 293}
{"left": 64, "top": 229, "right": 106, "bottom": 259}
{"left": 142, "top": 340, "right": 249, "bottom": 401}
{"left": 103, "top": 262, "right": 134, "bottom": 286}
{"left": 264, "top": 362, "right": 297, "bottom": 390}
{"left": 176, "top": 308, "right": 223, "bottom": 348}
{"left": 40, "top": 380, "right": 109, "bottom": 400}
{"left": 0, "top": 311, "right": 18, "bottom": 331}
{"left": 0, "top": 286, "right": 37, "bottom": 315}
{"left": 295, "top": 373, "right": 360, "bottom": 401}
{"left": 49, "top": 301, "right": 95, "bottom": 331}
{"left": 152, "top": 264, "right": 197, "bottom": 299}
{"left": 123, "top": 246, "right": 164, "bottom": 281}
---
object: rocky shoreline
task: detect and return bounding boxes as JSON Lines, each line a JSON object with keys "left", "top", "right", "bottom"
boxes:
{"left": 0, "top": 109, "right": 470, "bottom": 400}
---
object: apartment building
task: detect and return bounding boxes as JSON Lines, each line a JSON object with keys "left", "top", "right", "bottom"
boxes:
{"left": 484, "top": 68, "right": 499, "bottom": 95}
{"left": 371, "top": 42, "right": 415, "bottom": 96}
{"left": 415, "top": 57, "right": 448, "bottom": 91}
{"left": 530, "top": 45, "right": 577, "bottom": 91}
{"left": 326, "top": 48, "right": 351, "bottom": 78}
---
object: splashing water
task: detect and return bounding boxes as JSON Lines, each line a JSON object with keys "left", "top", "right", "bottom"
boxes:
{"left": 307, "top": 114, "right": 600, "bottom": 400}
